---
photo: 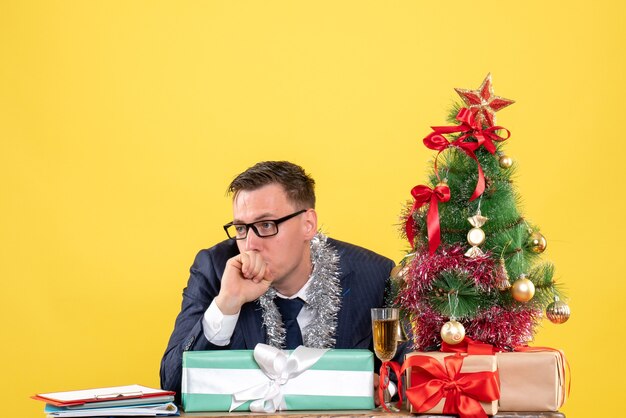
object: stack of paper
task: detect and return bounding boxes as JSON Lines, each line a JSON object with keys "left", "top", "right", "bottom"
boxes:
{"left": 32, "top": 384, "right": 178, "bottom": 417}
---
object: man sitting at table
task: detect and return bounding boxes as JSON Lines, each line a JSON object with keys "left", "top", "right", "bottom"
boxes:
{"left": 160, "top": 161, "right": 398, "bottom": 399}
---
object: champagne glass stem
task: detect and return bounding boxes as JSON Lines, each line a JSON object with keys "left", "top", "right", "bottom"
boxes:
{"left": 383, "top": 366, "right": 391, "bottom": 406}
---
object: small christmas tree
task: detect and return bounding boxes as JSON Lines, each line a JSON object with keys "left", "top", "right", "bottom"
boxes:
{"left": 395, "top": 74, "right": 570, "bottom": 351}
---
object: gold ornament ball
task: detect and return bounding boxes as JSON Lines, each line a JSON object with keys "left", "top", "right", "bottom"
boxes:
{"left": 511, "top": 276, "right": 535, "bottom": 303}
{"left": 390, "top": 264, "right": 402, "bottom": 278}
{"left": 391, "top": 253, "right": 415, "bottom": 281}
{"left": 467, "top": 227, "right": 486, "bottom": 246}
{"left": 440, "top": 320, "right": 466, "bottom": 345}
{"left": 391, "top": 264, "right": 409, "bottom": 281}
{"left": 527, "top": 232, "right": 548, "bottom": 253}
{"left": 546, "top": 299, "right": 571, "bottom": 324}
{"left": 499, "top": 155, "right": 513, "bottom": 169}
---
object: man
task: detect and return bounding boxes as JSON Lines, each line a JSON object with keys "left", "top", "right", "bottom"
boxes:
{"left": 160, "top": 161, "right": 395, "bottom": 398}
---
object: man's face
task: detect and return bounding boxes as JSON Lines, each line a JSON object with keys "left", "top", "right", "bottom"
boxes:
{"left": 232, "top": 183, "right": 317, "bottom": 292}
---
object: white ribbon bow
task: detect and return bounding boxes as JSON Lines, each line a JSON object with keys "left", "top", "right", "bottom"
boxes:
{"left": 229, "top": 344, "right": 329, "bottom": 413}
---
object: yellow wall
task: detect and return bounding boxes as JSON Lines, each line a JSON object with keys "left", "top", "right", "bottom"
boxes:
{"left": 1, "top": 2, "right": 623, "bottom": 417}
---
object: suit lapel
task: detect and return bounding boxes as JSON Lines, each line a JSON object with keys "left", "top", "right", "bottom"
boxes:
{"left": 335, "top": 269, "right": 354, "bottom": 348}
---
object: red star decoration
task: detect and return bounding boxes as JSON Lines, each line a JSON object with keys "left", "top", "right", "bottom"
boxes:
{"left": 454, "top": 73, "right": 515, "bottom": 127}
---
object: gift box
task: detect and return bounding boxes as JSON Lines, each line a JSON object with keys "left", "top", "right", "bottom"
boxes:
{"left": 182, "top": 344, "right": 374, "bottom": 412}
{"left": 404, "top": 351, "right": 499, "bottom": 417}
{"left": 496, "top": 350, "right": 567, "bottom": 411}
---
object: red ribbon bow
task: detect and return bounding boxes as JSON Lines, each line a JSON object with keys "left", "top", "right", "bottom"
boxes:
{"left": 454, "top": 107, "right": 511, "bottom": 154}
{"left": 401, "top": 354, "right": 500, "bottom": 418}
{"left": 405, "top": 183, "right": 451, "bottom": 255}
{"left": 423, "top": 108, "right": 511, "bottom": 201}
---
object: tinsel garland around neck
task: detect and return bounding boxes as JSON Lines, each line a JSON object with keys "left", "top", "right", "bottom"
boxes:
{"left": 258, "top": 232, "right": 341, "bottom": 349}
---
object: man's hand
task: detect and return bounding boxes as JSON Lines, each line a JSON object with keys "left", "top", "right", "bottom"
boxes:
{"left": 214, "top": 251, "right": 273, "bottom": 315}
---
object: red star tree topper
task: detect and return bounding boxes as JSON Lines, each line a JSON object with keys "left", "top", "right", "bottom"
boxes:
{"left": 454, "top": 73, "right": 515, "bottom": 127}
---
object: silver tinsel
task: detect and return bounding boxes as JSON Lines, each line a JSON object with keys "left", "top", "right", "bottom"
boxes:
{"left": 259, "top": 232, "right": 341, "bottom": 349}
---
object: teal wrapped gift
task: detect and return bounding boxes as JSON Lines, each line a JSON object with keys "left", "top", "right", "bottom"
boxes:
{"left": 182, "top": 344, "right": 375, "bottom": 412}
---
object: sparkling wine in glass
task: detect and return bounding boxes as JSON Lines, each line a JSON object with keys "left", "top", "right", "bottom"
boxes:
{"left": 371, "top": 308, "right": 400, "bottom": 411}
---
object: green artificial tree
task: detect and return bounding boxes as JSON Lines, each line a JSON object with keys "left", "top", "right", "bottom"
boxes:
{"left": 394, "top": 74, "right": 570, "bottom": 351}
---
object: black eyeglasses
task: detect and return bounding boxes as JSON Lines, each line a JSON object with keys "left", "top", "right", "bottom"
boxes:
{"left": 223, "top": 209, "right": 307, "bottom": 240}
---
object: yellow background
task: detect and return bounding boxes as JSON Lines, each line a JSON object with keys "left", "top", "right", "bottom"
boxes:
{"left": 1, "top": 1, "right": 624, "bottom": 417}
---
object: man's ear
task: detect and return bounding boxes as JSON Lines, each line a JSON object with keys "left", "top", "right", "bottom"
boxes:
{"left": 303, "top": 209, "right": 318, "bottom": 239}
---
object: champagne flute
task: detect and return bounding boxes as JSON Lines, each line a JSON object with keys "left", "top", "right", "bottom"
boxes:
{"left": 371, "top": 308, "right": 400, "bottom": 411}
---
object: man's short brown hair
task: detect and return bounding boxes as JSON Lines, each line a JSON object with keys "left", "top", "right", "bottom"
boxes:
{"left": 227, "top": 161, "right": 316, "bottom": 209}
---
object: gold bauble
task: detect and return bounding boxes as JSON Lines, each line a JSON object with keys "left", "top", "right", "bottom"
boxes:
{"left": 390, "top": 264, "right": 407, "bottom": 280}
{"left": 499, "top": 155, "right": 513, "bottom": 169}
{"left": 467, "top": 227, "right": 486, "bottom": 246}
{"left": 440, "top": 320, "right": 466, "bottom": 345}
{"left": 527, "top": 232, "right": 547, "bottom": 254}
{"left": 546, "top": 298, "right": 571, "bottom": 324}
{"left": 391, "top": 253, "right": 415, "bottom": 281}
{"left": 511, "top": 275, "right": 535, "bottom": 302}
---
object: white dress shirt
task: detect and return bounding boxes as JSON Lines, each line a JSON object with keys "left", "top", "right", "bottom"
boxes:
{"left": 202, "top": 277, "right": 314, "bottom": 346}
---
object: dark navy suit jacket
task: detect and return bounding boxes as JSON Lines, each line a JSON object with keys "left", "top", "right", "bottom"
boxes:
{"left": 160, "top": 237, "right": 395, "bottom": 398}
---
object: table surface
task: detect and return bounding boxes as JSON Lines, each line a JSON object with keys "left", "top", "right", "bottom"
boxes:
{"left": 180, "top": 410, "right": 565, "bottom": 418}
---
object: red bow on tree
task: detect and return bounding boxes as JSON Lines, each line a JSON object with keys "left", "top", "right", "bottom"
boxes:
{"left": 423, "top": 108, "right": 510, "bottom": 201}
{"left": 405, "top": 183, "right": 450, "bottom": 255}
